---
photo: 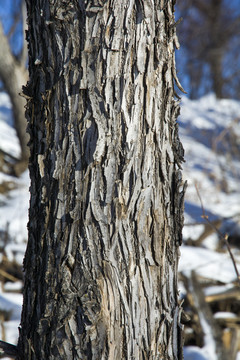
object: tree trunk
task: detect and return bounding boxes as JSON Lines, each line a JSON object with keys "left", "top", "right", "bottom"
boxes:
{"left": 207, "top": 0, "right": 224, "bottom": 98}
{"left": 0, "top": 22, "right": 29, "bottom": 167}
{"left": 17, "top": 1, "right": 185, "bottom": 359}
{"left": 209, "top": 50, "right": 223, "bottom": 98}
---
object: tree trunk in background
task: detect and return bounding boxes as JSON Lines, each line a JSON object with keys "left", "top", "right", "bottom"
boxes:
{"left": 207, "top": 0, "right": 223, "bottom": 98}
{"left": 17, "top": 0, "right": 185, "bottom": 359}
{"left": 0, "top": 22, "right": 29, "bottom": 168}
{"left": 209, "top": 50, "right": 223, "bottom": 99}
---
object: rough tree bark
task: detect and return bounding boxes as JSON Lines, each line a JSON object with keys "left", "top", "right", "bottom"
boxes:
{"left": 17, "top": 0, "right": 185, "bottom": 359}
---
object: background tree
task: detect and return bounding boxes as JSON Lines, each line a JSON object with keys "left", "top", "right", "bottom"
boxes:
{"left": 0, "top": 0, "right": 29, "bottom": 173}
{"left": 15, "top": 0, "right": 185, "bottom": 359}
{"left": 176, "top": 0, "right": 240, "bottom": 99}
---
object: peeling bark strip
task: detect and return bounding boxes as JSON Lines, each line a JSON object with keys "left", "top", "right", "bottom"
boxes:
{"left": 18, "top": 1, "right": 185, "bottom": 359}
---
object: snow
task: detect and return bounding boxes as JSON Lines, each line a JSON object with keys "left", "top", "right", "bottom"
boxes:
{"left": 198, "top": 314, "right": 218, "bottom": 360}
{"left": 178, "top": 93, "right": 240, "bottom": 285}
{"left": 0, "top": 289, "right": 22, "bottom": 356}
{"left": 184, "top": 346, "right": 215, "bottom": 360}
{"left": 0, "top": 91, "right": 240, "bottom": 357}
{"left": 204, "top": 283, "right": 235, "bottom": 297}
{"left": 0, "top": 93, "right": 20, "bottom": 159}
{"left": 0, "top": 169, "right": 29, "bottom": 249}
{"left": 0, "top": 291, "right": 22, "bottom": 321}
{"left": 214, "top": 312, "right": 237, "bottom": 319}
{"left": 179, "top": 245, "right": 239, "bottom": 283}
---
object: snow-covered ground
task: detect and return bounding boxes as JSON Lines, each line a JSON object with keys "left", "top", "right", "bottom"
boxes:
{"left": 0, "top": 92, "right": 239, "bottom": 359}
{"left": 179, "top": 94, "right": 240, "bottom": 360}
{"left": 179, "top": 93, "right": 240, "bottom": 273}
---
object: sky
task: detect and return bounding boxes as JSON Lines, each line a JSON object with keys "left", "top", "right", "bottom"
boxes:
{"left": 1, "top": 0, "right": 240, "bottom": 99}
{"left": 0, "top": 0, "right": 24, "bottom": 57}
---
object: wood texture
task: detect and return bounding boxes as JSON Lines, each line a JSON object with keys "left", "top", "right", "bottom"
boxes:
{"left": 17, "top": 1, "right": 185, "bottom": 359}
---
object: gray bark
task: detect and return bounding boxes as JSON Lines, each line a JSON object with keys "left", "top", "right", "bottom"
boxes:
{"left": 17, "top": 1, "right": 185, "bottom": 359}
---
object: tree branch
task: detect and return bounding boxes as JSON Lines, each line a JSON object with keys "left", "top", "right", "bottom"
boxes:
{"left": 20, "top": 1, "right": 28, "bottom": 68}
{"left": 0, "top": 20, "right": 29, "bottom": 164}
{"left": 0, "top": 340, "right": 18, "bottom": 358}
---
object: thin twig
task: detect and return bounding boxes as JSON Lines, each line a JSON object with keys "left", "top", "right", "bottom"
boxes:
{"left": 195, "top": 184, "right": 240, "bottom": 286}
{"left": 0, "top": 269, "right": 20, "bottom": 283}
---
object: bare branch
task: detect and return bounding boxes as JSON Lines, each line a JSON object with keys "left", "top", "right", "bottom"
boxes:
{"left": 0, "top": 340, "right": 18, "bottom": 358}
{"left": 0, "top": 20, "right": 29, "bottom": 165}
{"left": 20, "top": 0, "right": 28, "bottom": 67}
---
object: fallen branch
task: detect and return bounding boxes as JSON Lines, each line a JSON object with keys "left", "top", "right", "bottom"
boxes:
{"left": 183, "top": 271, "right": 227, "bottom": 359}
{"left": 0, "top": 340, "right": 18, "bottom": 358}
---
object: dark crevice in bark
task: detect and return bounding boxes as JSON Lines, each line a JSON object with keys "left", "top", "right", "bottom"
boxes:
{"left": 135, "top": 0, "right": 143, "bottom": 24}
